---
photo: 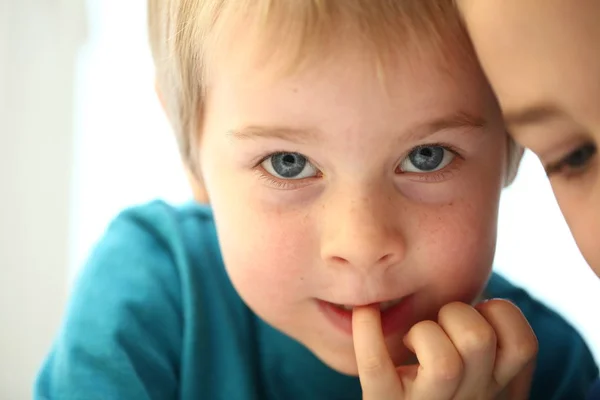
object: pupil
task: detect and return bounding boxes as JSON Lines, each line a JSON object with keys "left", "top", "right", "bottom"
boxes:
{"left": 419, "top": 148, "right": 433, "bottom": 158}
{"left": 272, "top": 153, "right": 307, "bottom": 178}
{"left": 409, "top": 146, "right": 444, "bottom": 171}
{"left": 282, "top": 154, "right": 296, "bottom": 165}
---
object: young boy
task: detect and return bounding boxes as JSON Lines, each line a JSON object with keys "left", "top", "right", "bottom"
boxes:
{"left": 455, "top": 1, "right": 600, "bottom": 398}
{"left": 35, "top": 1, "right": 598, "bottom": 399}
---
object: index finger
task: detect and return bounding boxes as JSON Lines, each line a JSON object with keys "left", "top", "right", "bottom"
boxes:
{"left": 352, "top": 305, "right": 403, "bottom": 399}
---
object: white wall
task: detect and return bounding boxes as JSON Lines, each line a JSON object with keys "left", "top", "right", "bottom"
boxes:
{"left": 69, "top": 0, "right": 191, "bottom": 282}
{"left": 0, "top": 1, "right": 86, "bottom": 398}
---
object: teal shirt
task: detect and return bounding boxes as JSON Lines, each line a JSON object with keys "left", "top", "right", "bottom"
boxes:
{"left": 35, "top": 201, "right": 598, "bottom": 399}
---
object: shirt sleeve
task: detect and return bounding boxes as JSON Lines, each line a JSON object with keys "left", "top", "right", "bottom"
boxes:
{"left": 587, "top": 378, "right": 600, "bottom": 400}
{"left": 34, "top": 211, "right": 184, "bottom": 400}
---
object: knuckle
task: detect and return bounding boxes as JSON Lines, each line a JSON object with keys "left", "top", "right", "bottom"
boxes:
{"left": 429, "top": 354, "right": 463, "bottom": 382}
{"left": 438, "top": 301, "right": 465, "bottom": 317}
{"left": 411, "top": 319, "right": 437, "bottom": 334}
{"left": 509, "top": 335, "right": 539, "bottom": 365}
{"left": 359, "top": 354, "right": 386, "bottom": 377}
{"left": 457, "top": 324, "right": 496, "bottom": 354}
{"left": 482, "top": 298, "right": 517, "bottom": 315}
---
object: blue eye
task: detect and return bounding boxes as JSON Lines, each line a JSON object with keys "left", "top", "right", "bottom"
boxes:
{"left": 399, "top": 145, "right": 455, "bottom": 173}
{"left": 261, "top": 152, "right": 319, "bottom": 179}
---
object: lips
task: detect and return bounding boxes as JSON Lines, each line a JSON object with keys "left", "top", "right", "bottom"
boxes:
{"left": 319, "top": 295, "right": 414, "bottom": 336}
{"left": 330, "top": 297, "right": 404, "bottom": 312}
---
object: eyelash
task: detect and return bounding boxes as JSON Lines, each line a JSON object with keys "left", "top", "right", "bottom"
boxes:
{"left": 545, "top": 142, "right": 597, "bottom": 179}
{"left": 256, "top": 172, "right": 310, "bottom": 190}
{"left": 254, "top": 151, "right": 321, "bottom": 190}
{"left": 253, "top": 144, "right": 462, "bottom": 189}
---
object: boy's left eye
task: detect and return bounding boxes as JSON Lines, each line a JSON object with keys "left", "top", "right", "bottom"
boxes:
{"left": 399, "top": 145, "right": 455, "bottom": 173}
{"left": 261, "top": 152, "right": 319, "bottom": 180}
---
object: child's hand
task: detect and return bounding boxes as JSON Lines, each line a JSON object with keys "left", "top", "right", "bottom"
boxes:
{"left": 352, "top": 300, "right": 538, "bottom": 399}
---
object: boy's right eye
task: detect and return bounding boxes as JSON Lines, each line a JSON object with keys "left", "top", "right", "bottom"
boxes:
{"left": 261, "top": 152, "right": 319, "bottom": 180}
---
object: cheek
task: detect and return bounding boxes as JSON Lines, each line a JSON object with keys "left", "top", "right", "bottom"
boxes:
{"left": 407, "top": 176, "right": 502, "bottom": 307}
{"left": 420, "top": 203, "right": 497, "bottom": 300}
{"left": 402, "top": 149, "right": 503, "bottom": 265}
{"left": 574, "top": 225, "right": 600, "bottom": 278}
{"left": 210, "top": 185, "right": 315, "bottom": 312}
{"left": 555, "top": 189, "right": 600, "bottom": 277}
{"left": 200, "top": 135, "right": 317, "bottom": 318}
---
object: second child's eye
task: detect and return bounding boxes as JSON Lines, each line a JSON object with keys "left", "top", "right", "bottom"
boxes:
{"left": 546, "top": 142, "right": 597, "bottom": 177}
{"left": 562, "top": 143, "right": 596, "bottom": 169}
{"left": 261, "top": 152, "right": 319, "bottom": 179}
{"left": 399, "top": 145, "right": 455, "bottom": 173}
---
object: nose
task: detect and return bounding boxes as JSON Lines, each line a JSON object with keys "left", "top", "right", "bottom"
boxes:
{"left": 320, "top": 190, "right": 406, "bottom": 271}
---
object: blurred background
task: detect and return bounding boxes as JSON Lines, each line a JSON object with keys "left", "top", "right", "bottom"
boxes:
{"left": 1, "top": 1, "right": 599, "bottom": 398}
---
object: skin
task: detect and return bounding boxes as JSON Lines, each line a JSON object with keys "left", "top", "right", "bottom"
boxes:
{"left": 457, "top": 0, "right": 600, "bottom": 276}
{"left": 353, "top": 301, "right": 535, "bottom": 399}
{"left": 171, "top": 23, "right": 537, "bottom": 398}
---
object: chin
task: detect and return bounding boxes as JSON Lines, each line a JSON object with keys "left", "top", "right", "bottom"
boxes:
{"left": 309, "top": 341, "right": 413, "bottom": 377}
{"left": 315, "top": 350, "right": 360, "bottom": 376}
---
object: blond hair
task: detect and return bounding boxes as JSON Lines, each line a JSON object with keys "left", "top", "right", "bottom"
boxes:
{"left": 148, "top": 0, "right": 521, "bottom": 185}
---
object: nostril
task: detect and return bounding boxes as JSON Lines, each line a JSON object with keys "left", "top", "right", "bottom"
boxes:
{"left": 328, "top": 253, "right": 394, "bottom": 268}
{"left": 378, "top": 253, "right": 394, "bottom": 264}
{"left": 331, "top": 256, "right": 349, "bottom": 265}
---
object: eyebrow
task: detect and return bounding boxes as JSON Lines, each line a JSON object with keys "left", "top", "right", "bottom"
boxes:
{"left": 424, "top": 111, "right": 486, "bottom": 134}
{"left": 404, "top": 111, "right": 487, "bottom": 142}
{"left": 228, "top": 125, "right": 319, "bottom": 144}
{"left": 503, "top": 104, "right": 564, "bottom": 128}
{"left": 228, "top": 111, "right": 487, "bottom": 144}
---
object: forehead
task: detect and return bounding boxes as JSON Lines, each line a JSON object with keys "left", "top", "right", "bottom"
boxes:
{"left": 501, "top": 65, "right": 600, "bottom": 132}
{"left": 205, "top": 10, "right": 491, "bottom": 113}
{"left": 471, "top": 2, "right": 600, "bottom": 126}
{"left": 201, "top": 0, "right": 473, "bottom": 91}
{"left": 206, "top": 37, "right": 492, "bottom": 133}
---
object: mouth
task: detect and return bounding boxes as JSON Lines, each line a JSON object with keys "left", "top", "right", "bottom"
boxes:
{"left": 329, "top": 298, "right": 404, "bottom": 312}
{"left": 318, "top": 295, "right": 413, "bottom": 337}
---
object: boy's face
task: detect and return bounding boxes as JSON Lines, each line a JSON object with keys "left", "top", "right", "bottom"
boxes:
{"left": 199, "top": 36, "right": 507, "bottom": 374}
{"left": 458, "top": 0, "right": 600, "bottom": 276}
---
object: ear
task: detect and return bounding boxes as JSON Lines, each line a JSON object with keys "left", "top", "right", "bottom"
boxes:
{"left": 504, "top": 136, "right": 524, "bottom": 187}
{"left": 185, "top": 166, "right": 210, "bottom": 204}
{"left": 157, "top": 79, "right": 210, "bottom": 203}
